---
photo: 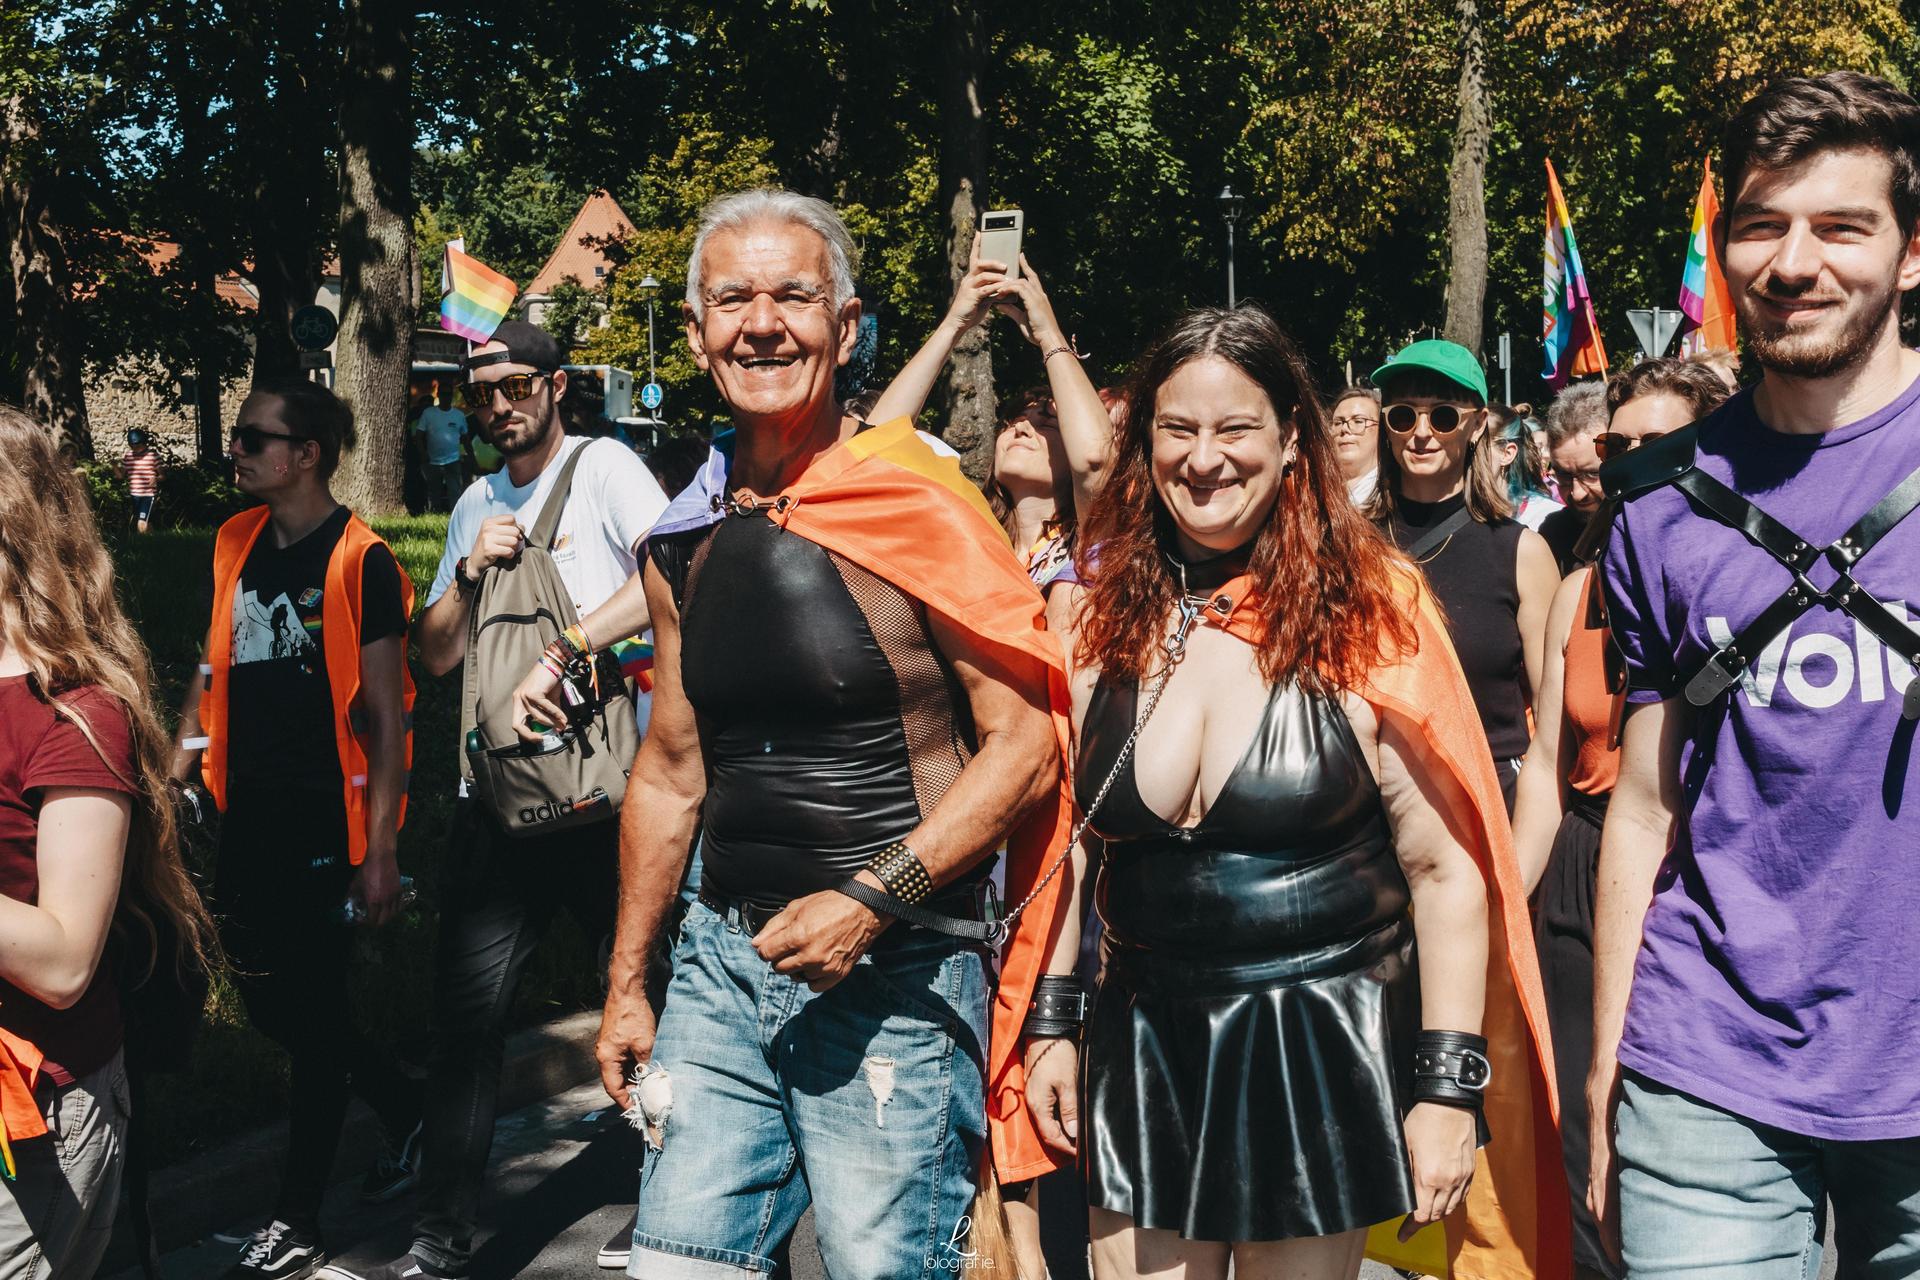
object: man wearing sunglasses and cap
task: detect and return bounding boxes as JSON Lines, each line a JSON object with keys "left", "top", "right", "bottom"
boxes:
{"left": 338, "top": 320, "right": 667, "bottom": 1280}
{"left": 169, "top": 379, "right": 423, "bottom": 1280}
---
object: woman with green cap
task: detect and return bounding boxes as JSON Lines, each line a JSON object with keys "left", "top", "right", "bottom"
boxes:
{"left": 1361, "top": 340, "right": 1561, "bottom": 811}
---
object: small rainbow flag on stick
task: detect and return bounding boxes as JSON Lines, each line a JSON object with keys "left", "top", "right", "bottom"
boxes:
{"left": 441, "top": 242, "right": 518, "bottom": 343}
{"left": 1542, "top": 158, "right": 1609, "bottom": 390}
{"left": 609, "top": 636, "right": 655, "bottom": 692}
{"left": 1678, "top": 158, "right": 1737, "bottom": 355}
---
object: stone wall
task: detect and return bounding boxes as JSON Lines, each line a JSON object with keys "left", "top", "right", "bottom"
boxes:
{"left": 86, "top": 359, "right": 205, "bottom": 460}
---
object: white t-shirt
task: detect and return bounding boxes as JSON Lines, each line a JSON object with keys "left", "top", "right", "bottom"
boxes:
{"left": 1346, "top": 468, "right": 1379, "bottom": 505}
{"left": 427, "top": 435, "right": 667, "bottom": 616}
{"left": 1513, "top": 491, "right": 1563, "bottom": 531}
{"left": 412, "top": 406, "right": 469, "bottom": 466}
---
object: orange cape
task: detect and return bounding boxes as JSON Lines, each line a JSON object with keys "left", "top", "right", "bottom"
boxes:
{"left": 1198, "top": 571, "right": 1571, "bottom": 1279}
{"left": 0, "top": 1024, "right": 46, "bottom": 1178}
{"left": 701, "top": 420, "right": 1076, "bottom": 1184}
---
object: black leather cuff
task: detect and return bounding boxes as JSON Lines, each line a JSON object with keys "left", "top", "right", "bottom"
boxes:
{"left": 1412, "top": 1030, "right": 1491, "bottom": 1108}
{"left": 1023, "top": 975, "right": 1087, "bottom": 1039}
{"left": 1413, "top": 1030, "right": 1493, "bottom": 1146}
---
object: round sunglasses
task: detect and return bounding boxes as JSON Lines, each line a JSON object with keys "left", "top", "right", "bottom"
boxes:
{"left": 1383, "top": 402, "right": 1478, "bottom": 435}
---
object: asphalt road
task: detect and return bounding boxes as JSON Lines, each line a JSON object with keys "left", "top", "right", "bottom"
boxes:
{"left": 118, "top": 1079, "right": 1834, "bottom": 1280}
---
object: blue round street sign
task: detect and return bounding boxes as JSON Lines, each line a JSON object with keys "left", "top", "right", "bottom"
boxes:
{"left": 640, "top": 382, "right": 664, "bottom": 411}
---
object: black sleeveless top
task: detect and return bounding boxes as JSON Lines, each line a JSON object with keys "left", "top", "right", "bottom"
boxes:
{"left": 651, "top": 512, "right": 979, "bottom": 909}
{"left": 1387, "top": 494, "right": 1531, "bottom": 761}
{"left": 1076, "top": 674, "right": 1410, "bottom": 987}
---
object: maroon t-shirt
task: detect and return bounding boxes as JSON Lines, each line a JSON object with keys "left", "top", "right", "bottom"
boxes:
{"left": 0, "top": 676, "right": 134, "bottom": 1083}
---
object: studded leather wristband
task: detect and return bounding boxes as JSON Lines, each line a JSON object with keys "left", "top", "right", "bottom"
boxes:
{"left": 866, "top": 841, "right": 933, "bottom": 906}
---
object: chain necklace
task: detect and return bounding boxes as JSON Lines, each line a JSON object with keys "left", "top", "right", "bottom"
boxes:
{"left": 990, "top": 573, "right": 1232, "bottom": 945}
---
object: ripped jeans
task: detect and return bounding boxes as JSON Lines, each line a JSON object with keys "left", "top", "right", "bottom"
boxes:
{"left": 629, "top": 900, "right": 988, "bottom": 1280}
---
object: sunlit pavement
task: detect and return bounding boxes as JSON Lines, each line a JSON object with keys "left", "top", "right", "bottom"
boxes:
{"left": 109, "top": 1076, "right": 1831, "bottom": 1279}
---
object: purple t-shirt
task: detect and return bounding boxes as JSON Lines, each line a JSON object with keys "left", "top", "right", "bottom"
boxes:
{"left": 1603, "top": 374, "right": 1920, "bottom": 1140}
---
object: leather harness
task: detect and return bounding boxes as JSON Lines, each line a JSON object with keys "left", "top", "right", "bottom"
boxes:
{"left": 1598, "top": 423, "right": 1920, "bottom": 715}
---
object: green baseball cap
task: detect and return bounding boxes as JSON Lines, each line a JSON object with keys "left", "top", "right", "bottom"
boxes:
{"left": 1371, "top": 339, "right": 1489, "bottom": 405}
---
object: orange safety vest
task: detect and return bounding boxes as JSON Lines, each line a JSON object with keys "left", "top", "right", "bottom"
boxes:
{"left": 200, "top": 506, "right": 416, "bottom": 864}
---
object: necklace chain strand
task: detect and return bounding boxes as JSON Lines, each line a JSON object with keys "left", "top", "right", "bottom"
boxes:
{"left": 988, "top": 594, "right": 1208, "bottom": 947}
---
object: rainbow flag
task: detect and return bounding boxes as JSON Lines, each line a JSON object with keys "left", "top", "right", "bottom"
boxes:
{"left": 1542, "top": 158, "right": 1608, "bottom": 389}
{"left": 440, "top": 244, "right": 517, "bottom": 344}
{"left": 609, "top": 636, "right": 654, "bottom": 692}
{"left": 1679, "top": 158, "right": 1737, "bottom": 355}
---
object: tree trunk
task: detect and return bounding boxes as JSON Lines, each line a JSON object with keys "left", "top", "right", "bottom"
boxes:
{"left": 0, "top": 94, "right": 91, "bottom": 460}
{"left": 935, "top": 0, "right": 994, "bottom": 484}
{"left": 331, "top": 0, "right": 413, "bottom": 515}
{"left": 235, "top": 4, "right": 326, "bottom": 384}
{"left": 166, "top": 29, "right": 225, "bottom": 466}
{"left": 1442, "top": 0, "right": 1491, "bottom": 358}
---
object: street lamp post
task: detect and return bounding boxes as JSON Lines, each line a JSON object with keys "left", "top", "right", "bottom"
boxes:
{"left": 1218, "top": 185, "right": 1245, "bottom": 308}
{"left": 639, "top": 274, "right": 660, "bottom": 396}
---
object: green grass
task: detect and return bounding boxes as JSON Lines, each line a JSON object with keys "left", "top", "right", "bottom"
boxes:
{"left": 119, "top": 515, "right": 607, "bottom": 1168}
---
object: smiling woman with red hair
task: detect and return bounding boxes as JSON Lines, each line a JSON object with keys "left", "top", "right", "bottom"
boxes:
{"left": 1022, "top": 305, "right": 1568, "bottom": 1280}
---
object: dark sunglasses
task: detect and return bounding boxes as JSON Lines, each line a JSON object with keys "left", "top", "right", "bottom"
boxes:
{"left": 230, "top": 425, "right": 309, "bottom": 455}
{"left": 1594, "top": 429, "right": 1668, "bottom": 460}
{"left": 1383, "top": 402, "right": 1475, "bottom": 435}
{"left": 458, "top": 373, "right": 548, "bottom": 409}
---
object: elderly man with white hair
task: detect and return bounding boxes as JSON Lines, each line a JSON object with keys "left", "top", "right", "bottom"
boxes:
{"left": 584, "top": 189, "right": 1067, "bottom": 1280}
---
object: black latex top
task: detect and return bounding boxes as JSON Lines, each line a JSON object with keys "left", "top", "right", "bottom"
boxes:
{"left": 1077, "top": 673, "right": 1409, "bottom": 986}
{"left": 663, "top": 513, "right": 973, "bottom": 909}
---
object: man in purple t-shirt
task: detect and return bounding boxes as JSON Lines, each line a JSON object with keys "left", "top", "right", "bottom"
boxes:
{"left": 1593, "top": 72, "right": 1920, "bottom": 1279}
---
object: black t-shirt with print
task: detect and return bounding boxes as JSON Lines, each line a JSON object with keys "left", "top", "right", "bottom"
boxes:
{"left": 214, "top": 506, "right": 407, "bottom": 786}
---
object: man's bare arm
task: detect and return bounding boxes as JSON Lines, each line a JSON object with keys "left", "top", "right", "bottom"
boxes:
{"left": 1587, "top": 697, "right": 1688, "bottom": 1264}
{"left": 510, "top": 566, "right": 654, "bottom": 740}
{"left": 596, "top": 559, "right": 706, "bottom": 1103}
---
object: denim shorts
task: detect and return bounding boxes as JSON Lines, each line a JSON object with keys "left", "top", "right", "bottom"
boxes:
{"left": 1617, "top": 1070, "right": 1920, "bottom": 1279}
{"left": 629, "top": 901, "right": 989, "bottom": 1280}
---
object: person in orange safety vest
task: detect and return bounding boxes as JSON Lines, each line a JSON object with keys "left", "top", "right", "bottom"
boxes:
{"left": 169, "top": 379, "right": 422, "bottom": 1280}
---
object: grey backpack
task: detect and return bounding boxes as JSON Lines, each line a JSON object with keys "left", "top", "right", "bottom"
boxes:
{"left": 460, "top": 445, "right": 639, "bottom": 836}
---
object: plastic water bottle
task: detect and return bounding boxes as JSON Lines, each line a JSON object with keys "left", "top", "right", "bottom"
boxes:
{"left": 341, "top": 874, "right": 418, "bottom": 926}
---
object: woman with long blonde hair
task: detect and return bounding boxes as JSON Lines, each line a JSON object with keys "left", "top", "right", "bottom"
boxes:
{"left": 0, "top": 404, "right": 216, "bottom": 1278}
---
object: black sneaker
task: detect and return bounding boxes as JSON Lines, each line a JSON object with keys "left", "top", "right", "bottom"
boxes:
{"left": 224, "top": 1221, "right": 328, "bottom": 1280}
{"left": 319, "top": 1251, "right": 456, "bottom": 1280}
{"left": 597, "top": 1210, "right": 637, "bottom": 1268}
{"left": 359, "top": 1121, "right": 424, "bottom": 1203}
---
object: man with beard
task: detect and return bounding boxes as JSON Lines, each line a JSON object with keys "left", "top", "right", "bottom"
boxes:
{"left": 592, "top": 189, "right": 1067, "bottom": 1280}
{"left": 344, "top": 321, "right": 668, "bottom": 1280}
{"left": 1589, "top": 72, "right": 1920, "bottom": 1278}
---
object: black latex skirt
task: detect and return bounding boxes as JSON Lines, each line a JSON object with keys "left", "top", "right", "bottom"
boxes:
{"left": 1075, "top": 674, "right": 1421, "bottom": 1242}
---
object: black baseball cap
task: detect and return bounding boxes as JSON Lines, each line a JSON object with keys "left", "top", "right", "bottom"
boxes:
{"left": 464, "top": 320, "right": 564, "bottom": 374}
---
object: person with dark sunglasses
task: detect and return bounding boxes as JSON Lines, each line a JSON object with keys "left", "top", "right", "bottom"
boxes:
{"left": 349, "top": 320, "right": 668, "bottom": 1280}
{"left": 169, "top": 378, "right": 421, "bottom": 1280}
{"left": 1361, "top": 340, "right": 1562, "bottom": 813}
{"left": 1507, "top": 356, "right": 1729, "bottom": 1280}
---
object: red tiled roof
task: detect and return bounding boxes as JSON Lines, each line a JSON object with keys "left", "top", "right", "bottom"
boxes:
{"left": 91, "top": 235, "right": 257, "bottom": 310}
{"left": 99, "top": 235, "right": 341, "bottom": 312}
{"left": 526, "top": 190, "right": 632, "bottom": 296}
